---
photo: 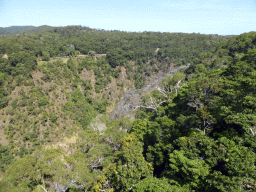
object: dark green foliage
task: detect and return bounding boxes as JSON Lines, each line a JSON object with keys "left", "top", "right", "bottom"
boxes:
{"left": 78, "top": 57, "right": 94, "bottom": 71}
{"left": 106, "top": 48, "right": 126, "bottom": 68}
{"left": 18, "top": 144, "right": 29, "bottom": 158}
{"left": 83, "top": 80, "right": 92, "bottom": 90}
{"left": 3, "top": 52, "right": 37, "bottom": 77}
{"left": 63, "top": 88, "right": 97, "bottom": 129}
{"left": 49, "top": 113, "right": 57, "bottom": 123}
{"left": 0, "top": 25, "right": 245, "bottom": 191}
{"left": 132, "top": 32, "right": 256, "bottom": 191}
{"left": 0, "top": 73, "right": 9, "bottom": 108}
{"left": 10, "top": 98, "right": 18, "bottom": 109}
{"left": 37, "top": 96, "right": 49, "bottom": 106}
{"left": 0, "top": 144, "right": 14, "bottom": 172}
{"left": 134, "top": 72, "right": 146, "bottom": 89}
{"left": 41, "top": 112, "right": 48, "bottom": 126}
{"left": 94, "top": 99, "right": 108, "bottom": 113}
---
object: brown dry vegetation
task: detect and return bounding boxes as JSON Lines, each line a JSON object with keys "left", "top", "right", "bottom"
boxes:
{"left": 0, "top": 71, "right": 81, "bottom": 149}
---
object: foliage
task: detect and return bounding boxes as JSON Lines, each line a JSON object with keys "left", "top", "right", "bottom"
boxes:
{"left": 104, "top": 134, "right": 153, "bottom": 192}
{"left": 63, "top": 88, "right": 97, "bottom": 129}
{"left": 133, "top": 32, "right": 256, "bottom": 191}
{"left": 133, "top": 176, "right": 185, "bottom": 192}
{"left": 0, "top": 144, "right": 14, "bottom": 172}
{"left": 2, "top": 26, "right": 255, "bottom": 192}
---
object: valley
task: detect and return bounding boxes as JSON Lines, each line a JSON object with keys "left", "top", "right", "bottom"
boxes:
{"left": 0, "top": 26, "right": 255, "bottom": 192}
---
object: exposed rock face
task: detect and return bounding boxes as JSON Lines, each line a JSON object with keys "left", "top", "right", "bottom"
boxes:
{"left": 89, "top": 114, "right": 107, "bottom": 135}
{"left": 2, "top": 53, "right": 8, "bottom": 59}
{"left": 109, "top": 64, "right": 189, "bottom": 120}
{"left": 109, "top": 87, "right": 140, "bottom": 120}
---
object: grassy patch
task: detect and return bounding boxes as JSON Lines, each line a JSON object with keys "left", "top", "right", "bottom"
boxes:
{"left": 37, "top": 58, "right": 70, "bottom": 66}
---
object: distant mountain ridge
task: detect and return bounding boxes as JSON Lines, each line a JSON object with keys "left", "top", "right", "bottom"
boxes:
{"left": 1, "top": 24, "right": 256, "bottom": 192}
{"left": 0, "top": 26, "right": 36, "bottom": 33}
{"left": 0, "top": 25, "right": 54, "bottom": 36}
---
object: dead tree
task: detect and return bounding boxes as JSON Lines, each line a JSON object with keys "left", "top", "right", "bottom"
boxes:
{"left": 133, "top": 78, "right": 184, "bottom": 115}
{"left": 250, "top": 125, "right": 256, "bottom": 136}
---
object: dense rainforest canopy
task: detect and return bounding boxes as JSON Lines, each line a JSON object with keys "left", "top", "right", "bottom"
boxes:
{"left": 0, "top": 26, "right": 255, "bottom": 191}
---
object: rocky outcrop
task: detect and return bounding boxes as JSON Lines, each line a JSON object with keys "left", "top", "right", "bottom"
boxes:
{"left": 2, "top": 53, "right": 8, "bottom": 59}
{"left": 109, "top": 64, "right": 189, "bottom": 120}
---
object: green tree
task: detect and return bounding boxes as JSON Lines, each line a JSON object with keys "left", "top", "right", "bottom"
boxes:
{"left": 0, "top": 149, "right": 72, "bottom": 192}
{"left": 133, "top": 176, "right": 185, "bottom": 192}
{"left": 105, "top": 134, "right": 153, "bottom": 191}
{"left": 41, "top": 50, "right": 50, "bottom": 61}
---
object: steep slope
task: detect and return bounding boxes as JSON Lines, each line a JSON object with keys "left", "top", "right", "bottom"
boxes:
{"left": 109, "top": 64, "right": 189, "bottom": 120}
{"left": 130, "top": 32, "right": 256, "bottom": 191}
{"left": 0, "top": 26, "right": 234, "bottom": 191}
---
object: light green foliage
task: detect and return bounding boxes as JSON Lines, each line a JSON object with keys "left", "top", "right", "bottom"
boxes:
{"left": 130, "top": 119, "right": 148, "bottom": 140}
{"left": 133, "top": 176, "right": 186, "bottom": 192}
{"left": 41, "top": 50, "right": 50, "bottom": 61}
{"left": 103, "top": 118, "right": 131, "bottom": 151}
{"left": 105, "top": 134, "right": 153, "bottom": 192}
{"left": 78, "top": 57, "right": 95, "bottom": 71}
{"left": 160, "top": 71, "right": 186, "bottom": 88}
{"left": 88, "top": 50, "right": 96, "bottom": 57}
{"left": 0, "top": 149, "right": 71, "bottom": 192}
{"left": 65, "top": 129, "right": 105, "bottom": 191}
{"left": 194, "top": 63, "right": 207, "bottom": 75}
{"left": 0, "top": 26, "right": 254, "bottom": 192}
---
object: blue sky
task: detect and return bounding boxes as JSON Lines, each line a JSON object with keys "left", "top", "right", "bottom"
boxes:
{"left": 0, "top": 0, "right": 255, "bottom": 35}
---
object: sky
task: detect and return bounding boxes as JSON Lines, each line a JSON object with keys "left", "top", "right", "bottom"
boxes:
{"left": 0, "top": 0, "right": 255, "bottom": 35}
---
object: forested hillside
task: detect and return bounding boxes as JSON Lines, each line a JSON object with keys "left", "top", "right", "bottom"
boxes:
{"left": 131, "top": 32, "right": 256, "bottom": 191}
{"left": 1, "top": 26, "right": 255, "bottom": 191}
{"left": 0, "top": 26, "right": 53, "bottom": 36}
{"left": 0, "top": 26, "right": 36, "bottom": 33}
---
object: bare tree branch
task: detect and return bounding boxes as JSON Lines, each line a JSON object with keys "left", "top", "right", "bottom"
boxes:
{"left": 250, "top": 128, "right": 255, "bottom": 136}
{"left": 41, "top": 175, "right": 48, "bottom": 192}
{"left": 133, "top": 78, "right": 184, "bottom": 114}
{"left": 174, "top": 78, "right": 183, "bottom": 96}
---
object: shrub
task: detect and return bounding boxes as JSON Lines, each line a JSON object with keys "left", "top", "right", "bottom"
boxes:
{"left": 11, "top": 99, "right": 19, "bottom": 109}
{"left": 49, "top": 113, "right": 57, "bottom": 123}
{"left": 6, "top": 108, "right": 14, "bottom": 115}
{"left": 43, "top": 130, "right": 50, "bottom": 137}
{"left": 38, "top": 96, "right": 49, "bottom": 106}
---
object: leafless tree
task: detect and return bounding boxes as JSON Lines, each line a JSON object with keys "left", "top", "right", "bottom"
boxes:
{"left": 133, "top": 78, "right": 184, "bottom": 115}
